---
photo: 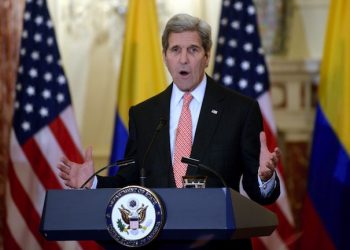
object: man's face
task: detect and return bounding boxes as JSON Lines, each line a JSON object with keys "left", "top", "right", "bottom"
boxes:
{"left": 163, "top": 31, "right": 210, "bottom": 92}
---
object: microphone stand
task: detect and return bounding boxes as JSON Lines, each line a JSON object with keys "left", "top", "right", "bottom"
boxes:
{"left": 80, "top": 158, "right": 135, "bottom": 189}
{"left": 181, "top": 157, "right": 228, "bottom": 187}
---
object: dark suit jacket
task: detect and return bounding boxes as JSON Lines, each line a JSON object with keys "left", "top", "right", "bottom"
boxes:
{"left": 98, "top": 76, "right": 280, "bottom": 204}
{"left": 97, "top": 76, "right": 280, "bottom": 249}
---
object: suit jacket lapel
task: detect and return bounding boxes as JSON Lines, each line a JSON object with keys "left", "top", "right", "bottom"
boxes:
{"left": 156, "top": 84, "right": 176, "bottom": 186}
{"left": 187, "top": 77, "right": 225, "bottom": 176}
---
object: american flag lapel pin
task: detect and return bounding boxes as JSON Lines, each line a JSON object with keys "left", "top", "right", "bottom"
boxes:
{"left": 211, "top": 109, "right": 218, "bottom": 115}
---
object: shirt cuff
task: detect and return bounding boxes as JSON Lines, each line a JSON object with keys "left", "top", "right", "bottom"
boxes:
{"left": 258, "top": 172, "right": 276, "bottom": 197}
{"left": 90, "top": 176, "right": 98, "bottom": 189}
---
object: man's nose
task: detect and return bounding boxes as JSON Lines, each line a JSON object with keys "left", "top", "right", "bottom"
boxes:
{"left": 179, "top": 51, "right": 189, "bottom": 64}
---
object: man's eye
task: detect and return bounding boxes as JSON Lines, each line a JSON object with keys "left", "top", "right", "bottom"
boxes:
{"left": 171, "top": 47, "right": 179, "bottom": 53}
{"left": 189, "top": 47, "right": 198, "bottom": 53}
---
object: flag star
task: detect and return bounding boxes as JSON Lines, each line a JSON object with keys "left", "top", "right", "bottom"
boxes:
{"left": 258, "top": 47, "right": 264, "bottom": 54}
{"left": 20, "top": 48, "right": 26, "bottom": 56}
{"left": 16, "top": 83, "right": 22, "bottom": 91}
{"left": 213, "top": 73, "right": 220, "bottom": 81}
{"left": 39, "top": 107, "right": 49, "bottom": 117}
{"left": 24, "top": 103, "right": 33, "bottom": 113}
{"left": 57, "top": 93, "right": 65, "bottom": 103}
{"left": 228, "top": 39, "right": 237, "bottom": 48}
{"left": 218, "top": 36, "right": 225, "bottom": 45}
{"left": 57, "top": 60, "right": 62, "bottom": 66}
{"left": 18, "top": 66, "right": 23, "bottom": 74}
{"left": 234, "top": 1, "right": 243, "bottom": 11}
{"left": 29, "top": 68, "right": 38, "bottom": 78}
{"left": 241, "top": 61, "right": 250, "bottom": 70}
{"left": 47, "top": 37, "right": 54, "bottom": 46}
{"left": 57, "top": 75, "right": 66, "bottom": 85}
{"left": 31, "top": 51, "right": 40, "bottom": 60}
{"left": 26, "top": 86, "right": 36, "bottom": 96}
{"left": 245, "top": 24, "right": 255, "bottom": 34}
{"left": 256, "top": 65, "right": 265, "bottom": 74}
{"left": 223, "top": 75, "right": 233, "bottom": 85}
{"left": 231, "top": 21, "right": 240, "bottom": 30}
{"left": 24, "top": 12, "right": 31, "bottom": 21}
{"left": 243, "top": 43, "right": 253, "bottom": 52}
{"left": 221, "top": 18, "right": 228, "bottom": 26}
{"left": 247, "top": 5, "right": 256, "bottom": 15}
{"left": 22, "top": 30, "right": 28, "bottom": 39}
{"left": 215, "top": 54, "right": 223, "bottom": 63}
{"left": 223, "top": 0, "right": 230, "bottom": 7}
{"left": 46, "top": 20, "right": 53, "bottom": 28}
{"left": 254, "top": 82, "right": 263, "bottom": 92}
{"left": 14, "top": 101, "right": 20, "bottom": 109}
{"left": 22, "top": 121, "right": 31, "bottom": 131}
{"left": 35, "top": 15, "right": 44, "bottom": 25}
{"left": 42, "top": 89, "right": 51, "bottom": 99}
{"left": 44, "top": 72, "right": 53, "bottom": 82}
{"left": 37, "top": 0, "right": 44, "bottom": 6}
{"left": 225, "top": 57, "right": 235, "bottom": 67}
{"left": 46, "top": 54, "right": 54, "bottom": 63}
{"left": 34, "top": 33, "right": 42, "bottom": 42}
{"left": 238, "top": 79, "right": 248, "bottom": 89}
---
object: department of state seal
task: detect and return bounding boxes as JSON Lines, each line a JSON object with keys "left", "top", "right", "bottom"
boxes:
{"left": 106, "top": 186, "right": 165, "bottom": 247}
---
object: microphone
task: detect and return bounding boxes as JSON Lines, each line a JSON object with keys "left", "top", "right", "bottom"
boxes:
{"left": 140, "top": 117, "right": 168, "bottom": 187}
{"left": 181, "top": 157, "right": 228, "bottom": 187}
{"left": 80, "top": 158, "right": 135, "bottom": 189}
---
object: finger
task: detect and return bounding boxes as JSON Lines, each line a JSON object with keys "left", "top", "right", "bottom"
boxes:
{"left": 59, "top": 171, "right": 70, "bottom": 181}
{"left": 274, "top": 147, "right": 281, "bottom": 158}
{"left": 57, "top": 161, "right": 70, "bottom": 175}
{"left": 84, "top": 146, "right": 93, "bottom": 162}
{"left": 259, "top": 131, "right": 267, "bottom": 151}
{"left": 60, "top": 156, "right": 74, "bottom": 168}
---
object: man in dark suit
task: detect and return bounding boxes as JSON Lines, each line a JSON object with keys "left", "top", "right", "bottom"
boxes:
{"left": 58, "top": 13, "right": 280, "bottom": 249}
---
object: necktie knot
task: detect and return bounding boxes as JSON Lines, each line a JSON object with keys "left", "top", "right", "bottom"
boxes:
{"left": 183, "top": 92, "right": 193, "bottom": 107}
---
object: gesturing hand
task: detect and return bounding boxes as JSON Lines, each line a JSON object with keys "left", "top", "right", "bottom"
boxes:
{"left": 258, "top": 131, "right": 281, "bottom": 181}
{"left": 58, "top": 146, "right": 95, "bottom": 189}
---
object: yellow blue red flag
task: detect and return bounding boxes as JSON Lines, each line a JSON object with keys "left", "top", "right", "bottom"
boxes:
{"left": 109, "top": 0, "right": 167, "bottom": 175}
{"left": 300, "top": 1, "right": 350, "bottom": 249}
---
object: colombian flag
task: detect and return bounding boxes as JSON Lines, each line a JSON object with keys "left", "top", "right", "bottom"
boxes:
{"left": 300, "top": 1, "right": 350, "bottom": 249}
{"left": 109, "top": 0, "right": 167, "bottom": 175}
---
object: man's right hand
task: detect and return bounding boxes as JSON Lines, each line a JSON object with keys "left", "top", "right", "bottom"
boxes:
{"left": 58, "top": 146, "right": 95, "bottom": 189}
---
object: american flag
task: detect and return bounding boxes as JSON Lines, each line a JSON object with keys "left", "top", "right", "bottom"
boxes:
{"left": 213, "top": 0, "right": 296, "bottom": 249}
{"left": 4, "top": 0, "right": 100, "bottom": 249}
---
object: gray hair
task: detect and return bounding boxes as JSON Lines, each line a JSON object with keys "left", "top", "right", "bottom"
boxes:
{"left": 162, "top": 13, "right": 212, "bottom": 55}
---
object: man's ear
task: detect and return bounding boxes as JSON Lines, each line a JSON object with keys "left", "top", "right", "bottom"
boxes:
{"left": 162, "top": 51, "right": 168, "bottom": 67}
{"left": 205, "top": 51, "right": 211, "bottom": 67}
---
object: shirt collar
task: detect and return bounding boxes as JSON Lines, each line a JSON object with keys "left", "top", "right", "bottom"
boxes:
{"left": 172, "top": 75, "right": 207, "bottom": 105}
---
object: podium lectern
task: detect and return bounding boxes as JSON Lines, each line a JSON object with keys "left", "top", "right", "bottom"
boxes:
{"left": 40, "top": 188, "right": 277, "bottom": 246}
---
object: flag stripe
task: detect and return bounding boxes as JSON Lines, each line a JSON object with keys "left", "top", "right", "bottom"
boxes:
{"left": 10, "top": 131, "right": 47, "bottom": 212}
{"left": 5, "top": 1, "right": 101, "bottom": 248}
{"left": 265, "top": 203, "right": 295, "bottom": 242}
{"left": 109, "top": 0, "right": 167, "bottom": 175}
{"left": 22, "top": 138, "right": 62, "bottom": 189}
{"left": 8, "top": 162, "right": 60, "bottom": 250}
{"left": 300, "top": 196, "right": 336, "bottom": 250}
{"left": 49, "top": 115, "right": 83, "bottom": 163}
{"left": 301, "top": 0, "right": 349, "bottom": 248}
{"left": 306, "top": 106, "right": 350, "bottom": 249}
{"left": 213, "top": 1, "right": 296, "bottom": 249}
{"left": 259, "top": 231, "right": 288, "bottom": 250}
{"left": 5, "top": 187, "right": 40, "bottom": 250}
{"left": 258, "top": 92, "right": 277, "bottom": 134}
{"left": 59, "top": 107, "right": 83, "bottom": 153}
{"left": 3, "top": 220, "right": 22, "bottom": 250}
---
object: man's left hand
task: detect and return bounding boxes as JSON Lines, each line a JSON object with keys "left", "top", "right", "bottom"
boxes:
{"left": 258, "top": 131, "right": 281, "bottom": 181}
